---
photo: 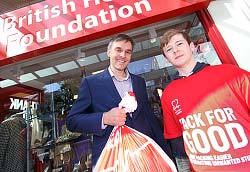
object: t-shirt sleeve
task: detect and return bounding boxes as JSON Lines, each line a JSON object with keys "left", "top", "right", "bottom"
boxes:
{"left": 161, "top": 93, "right": 183, "bottom": 139}
{"left": 241, "top": 69, "right": 250, "bottom": 109}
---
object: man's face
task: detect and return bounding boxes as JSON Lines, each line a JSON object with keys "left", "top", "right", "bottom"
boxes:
{"left": 162, "top": 33, "right": 194, "bottom": 68}
{"left": 107, "top": 40, "right": 132, "bottom": 72}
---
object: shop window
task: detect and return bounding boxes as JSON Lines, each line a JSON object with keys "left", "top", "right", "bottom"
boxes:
{"left": 0, "top": 13, "right": 223, "bottom": 171}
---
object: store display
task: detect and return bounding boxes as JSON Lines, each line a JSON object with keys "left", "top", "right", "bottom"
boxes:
{"left": 28, "top": 82, "right": 92, "bottom": 172}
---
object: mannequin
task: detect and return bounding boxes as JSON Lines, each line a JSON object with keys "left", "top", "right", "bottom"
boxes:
{"left": 0, "top": 113, "right": 27, "bottom": 172}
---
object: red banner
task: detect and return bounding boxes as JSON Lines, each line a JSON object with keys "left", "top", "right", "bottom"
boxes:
{"left": 0, "top": 0, "right": 210, "bottom": 66}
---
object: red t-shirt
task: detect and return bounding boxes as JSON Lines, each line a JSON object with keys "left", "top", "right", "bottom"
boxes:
{"left": 162, "top": 64, "right": 250, "bottom": 172}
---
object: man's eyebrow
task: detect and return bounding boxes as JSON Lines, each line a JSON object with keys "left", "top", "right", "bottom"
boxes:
{"left": 165, "top": 40, "right": 184, "bottom": 48}
{"left": 165, "top": 44, "right": 172, "bottom": 49}
{"left": 176, "top": 39, "right": 184, "bottom": 42}
{"left": 114, "top": 47, "right": 132, "bottom": 51}
{"left": 113, "top": 47, "right": 122, "bottom": 51}
{"left": 176, "top": 39, "right": 185, "bottom": 43}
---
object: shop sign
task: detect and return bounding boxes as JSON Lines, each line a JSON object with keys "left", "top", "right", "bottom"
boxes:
{"left": 0, "top": 0, "right": 210, "bottom": 63}
{"left": 9, "top": 97, "right": 38, "bottom": 111}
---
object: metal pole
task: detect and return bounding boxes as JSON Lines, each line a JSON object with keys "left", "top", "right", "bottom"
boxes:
{"left": 26, "top": 102, "right": 31, "bottom": 172}
{"left": 51, "top": 87, "right": 57, "bottom": 142}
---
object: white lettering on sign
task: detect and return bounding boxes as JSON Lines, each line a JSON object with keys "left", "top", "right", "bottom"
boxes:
{"left": 9, "top": 98, "right": 38, "bottom": 111}
{"left": 1, "top": 0, "right": 152, "bottom": 57}
{"left": 180, "top": 108, "right": 248, "bottom": 154}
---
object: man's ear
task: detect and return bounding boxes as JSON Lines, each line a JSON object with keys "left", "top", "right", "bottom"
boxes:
{"left": 107, "top": 50, "right": 110, "bottom": 58}
{"left": 190, "top": 42, "right": 196, "bottom": 53}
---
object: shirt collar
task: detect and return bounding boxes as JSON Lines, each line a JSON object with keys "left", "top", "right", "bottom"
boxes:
{"left": 108, "top": 66, "right": 130, "bottom": 81}
{"left": 173, "top": 62, "right": 210, "bottom": 80}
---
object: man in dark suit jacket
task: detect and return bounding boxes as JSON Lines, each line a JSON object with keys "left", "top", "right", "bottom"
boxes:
{"left": 66, "top": 34, "right": 173, "bottom": 167}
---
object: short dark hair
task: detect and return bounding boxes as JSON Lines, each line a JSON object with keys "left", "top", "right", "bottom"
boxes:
{"left": 107, "top": 34, "right": 134, "bottom": 51}
{"left": 160, "top": 28, "right": 191, "bottom": 56}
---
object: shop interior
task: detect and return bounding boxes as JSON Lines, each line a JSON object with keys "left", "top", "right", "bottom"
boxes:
{"left": 0, "top": 2, "right": 222, "bottom": 171}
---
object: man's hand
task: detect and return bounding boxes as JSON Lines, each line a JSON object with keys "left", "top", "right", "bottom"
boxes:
{"left": 103, "top": 107, "right": 127, "bottom": 126}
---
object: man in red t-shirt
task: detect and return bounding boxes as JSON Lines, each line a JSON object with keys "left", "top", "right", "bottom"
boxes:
{"left": 160, "top": 28, "right": 250, "bottom": 172}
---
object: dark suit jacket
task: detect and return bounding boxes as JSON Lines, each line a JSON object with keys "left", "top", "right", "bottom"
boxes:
{"left": 66, "top": 69, "right": 172, "bottom": 165}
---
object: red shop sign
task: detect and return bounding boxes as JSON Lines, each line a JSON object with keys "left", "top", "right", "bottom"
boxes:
{"left": 0, "top": 0, "right": 210, "bottom": 66}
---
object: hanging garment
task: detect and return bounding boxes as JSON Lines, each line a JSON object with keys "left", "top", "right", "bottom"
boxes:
{"left": 0, "top": 115, "right": 27, "bottom": 172}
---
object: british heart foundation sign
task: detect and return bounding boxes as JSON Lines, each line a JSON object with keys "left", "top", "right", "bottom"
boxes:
{"left": 0, "top": 0, "right": 210, "bottom": 64}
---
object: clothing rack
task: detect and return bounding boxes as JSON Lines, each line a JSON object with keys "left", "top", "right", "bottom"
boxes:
{"left": 25, "top": 97, "right": 57, "bottom": 171}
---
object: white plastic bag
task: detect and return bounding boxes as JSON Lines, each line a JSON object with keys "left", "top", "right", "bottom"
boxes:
{"left": 94, "top": 125, "right": 177, "bottom": 172}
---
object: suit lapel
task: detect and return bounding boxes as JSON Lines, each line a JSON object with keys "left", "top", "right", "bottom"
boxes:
{"left": 131, "top": 74, "right": 140, "bottom": 98}
{"left": 101, "top": 69, "right": 121, "bottom": 103}
{"left": 131, "top": 74, "right": 142, "bottom": 119}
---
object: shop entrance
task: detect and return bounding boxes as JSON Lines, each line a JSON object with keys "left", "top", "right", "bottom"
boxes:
{"left": 0, "top": 12, "right": 222, "bottom": 171}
